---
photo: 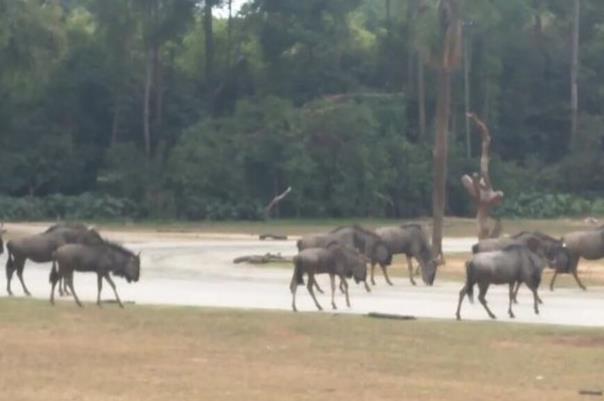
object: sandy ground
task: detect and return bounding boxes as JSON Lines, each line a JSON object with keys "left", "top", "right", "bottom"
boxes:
{"left": 2, "top": 223, "right": 604, "bottom": 327}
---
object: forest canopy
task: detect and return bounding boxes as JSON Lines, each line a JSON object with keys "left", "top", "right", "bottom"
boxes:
{"left": 0, "top": 0, "right": 603, "bottom": 221}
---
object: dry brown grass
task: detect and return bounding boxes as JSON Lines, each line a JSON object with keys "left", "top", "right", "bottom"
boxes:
{"left": 0, "top": 299, "right": 603, "bottom": 401}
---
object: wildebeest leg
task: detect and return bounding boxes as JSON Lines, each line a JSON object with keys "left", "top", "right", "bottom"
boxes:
{"left": 50, "top": 274, "right": 59, "bottom": 305}
{"left": 507, "top": 283, "right": 515, "bottom": 318}
{"left": 370, "top": 262, "right": 376, "bottom": 285}
{"left": 16, "top": 265, "right": 31, "bottom": 296}
{"left": 549, "top": 271, "right": 559, "bottom": 291}
{"left": 381, "top": 264, "right": 394, "bottom": 286}
{"left": 313, "top": 281, "right": 324, "bottom": 294}
{"left": 363, "top": 280, "right": 371, "bottom": 292}
{"left": 306, "top": 274, "right": 322, "bottom": 311}
{"left": 341, "top": 277, "right": 351, "bottom": 308}
{"left": 455, "top": 285, "right": 467, "bottom": 320}
{"left": 66, "top": 274, "right": 82, "bottom": 308}
{"left": 478, "top": 282, "right": 496, "bottom": 319}
{"left": 96, "top": 274, "right": 103, "bottom": 307}
{"left": 530, "top": 287, "right": 540, "bottom": 315}
{"left": 571, "top": 270, "right": 587, "bottom": 291}
{"left": 291, "top": 280, "right": 298, "bottom": 312}
{"left": 512, "top": 281, "right": 521, "bottom": 304}
{"left": 61, "top": 278, "right": 71, "bottom": 296}
{"left": 329, "top": 274, "right": 337, "bottom": 310}
{"left": 406, "top": 256, "right": 416, "bottom": 286}
{"left": 104, "top": 273, "right": 124, "bottom": 308}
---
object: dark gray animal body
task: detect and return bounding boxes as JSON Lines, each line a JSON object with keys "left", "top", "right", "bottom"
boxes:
{"left": 50, "top": 242, "right": 140, "bottom": 308}
{"left": 5, "top": 224, "right": 103, "bottom": 296}
{"left": 456, "top": 245, "right": 547, "bottom": 320}
{"left": 472, "top": 231, "right": 570, "bottom": 299}
{"left": 290, "top": 244, "right": 367, "bottom": 312}
{"left": 374, "top": 224, "right": 438, "bottom": 286}
{"left": 297, "top": 225, "right": 391, "bottom": 291}
{"left": 555, "top": 228, "right": 604, "bottom": 291}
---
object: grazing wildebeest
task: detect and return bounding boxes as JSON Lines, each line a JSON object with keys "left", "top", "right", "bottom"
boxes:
{"left": 472, "top": 231, "right": 570, "bottom": 301}
{"left": 5, "top": 224, "right": 103, "bottom": 296}
{"left": 50, "top": 241, "right": 141, "bottom": 308}
{"left": 554, "top": 227, "right": 604, "bottom": 291}
{"left": 0, "top": 223, "right": 6, "bottom": 255}
{"left": 290, "top": 243, "right": 367, "bottom": 312}
{"left": 375, "top": 224, "right": 438, "bottom": 286}
{"left": 456, "top": 243, "right": 547, "bottom": 320}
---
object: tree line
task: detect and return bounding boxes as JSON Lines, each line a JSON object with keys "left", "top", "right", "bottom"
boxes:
{"left": 0, "top": 0, "right": 602, "bottom": 221}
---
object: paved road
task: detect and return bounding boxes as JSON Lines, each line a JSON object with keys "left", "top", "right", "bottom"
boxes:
{"left": 1, "top": 236, "right": 603, "bottom": 327}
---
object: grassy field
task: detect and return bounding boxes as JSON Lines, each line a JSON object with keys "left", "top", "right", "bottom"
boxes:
{"left": 0, "top": 299, "right": 602, "bottom": 401}
{"left": 79, "top": 216, "right": 601, "bottom": 237}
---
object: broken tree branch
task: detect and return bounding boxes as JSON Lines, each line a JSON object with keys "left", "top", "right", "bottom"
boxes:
{"left": 265, "top": 186, "right": 292, "bottom": 219}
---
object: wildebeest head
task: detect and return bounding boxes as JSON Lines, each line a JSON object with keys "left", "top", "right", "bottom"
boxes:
{"left": 544, "top": 244, "right": 571, "bottom": 273}
{"left": 123, "top": 252, "right": 141, "bottom": 283}
{"left": 420, "top": 257, "right": 438, "bottom": 286}
{"left": 0, "top": 222, "right": 5, "bottom": 255}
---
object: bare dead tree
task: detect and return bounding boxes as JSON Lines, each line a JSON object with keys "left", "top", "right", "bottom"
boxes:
{"left": 264, "top": 186, "right": 292, "bottom": 219}
{"left": 461, "top": 113, "right": 504, "bottom": 240}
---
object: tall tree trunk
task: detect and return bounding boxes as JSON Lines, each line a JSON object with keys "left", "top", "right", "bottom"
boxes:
{"left": 432, "top": 67, "right": 451, "bottom": 258}
{"left": 417, "top": 56, "right": 426, "bottom": 139}
{"left": 204, "top": 0, "right": 214, "bottom": 106}
{"left": 143, "top": 47, "right": 153, "bottom": 158}
{"left": 227, "top": 0, "right": 233, "bottom": 67}
{"left": 570, "top": 0, "right": 580, "bottom": 149}
{"left": 463, "top": 32, "right": 471, "bottom": 158}
{"left": 153, "top": 44, "right": 163, "bottom": 137}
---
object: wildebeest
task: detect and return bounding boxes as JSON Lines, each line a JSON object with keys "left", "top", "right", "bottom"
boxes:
{"left": 375, "top": 224, "right": 438, "bottom": 286}
{"left": 50, "top": 241, "right": 141, "bottom": 308}
{"left": 456, "top": 243, "right": 547, "bottom": 320}
{"left": 297, "top": 225, "right": 391, "bottom": 291}
{"left": 554, "top": 227, "right": 604, "bottom": 291}
{"left": 290, "top": 243, "right": 367, "bottom": 312}
{"left": 5, "top": 223, "right": 103, "bottom": 296}
{"left": 472, "top": 231, "right": 570, "bottom": 301}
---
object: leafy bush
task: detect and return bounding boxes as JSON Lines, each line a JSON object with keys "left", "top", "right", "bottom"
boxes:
{"left": 497, "top": 192, "right": 594, "bottom": 218}
{"left": 0, "top": 194, "right": 141, "bottom": 221}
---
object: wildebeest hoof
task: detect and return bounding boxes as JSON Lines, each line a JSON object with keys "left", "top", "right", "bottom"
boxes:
{"left": 489, "top": 314, "right": 497, "bottom": 319}
{"left": 25, "top": 292, "right": 32, "bottom": 297}
{"left": 331, "top": 303, "right": 337, "bottom": 310}
{"left": 456, "top": 314, "right": 461, "bottom": 321}
{"left": 508, "top": 312, "right": 515, "bottom": 319}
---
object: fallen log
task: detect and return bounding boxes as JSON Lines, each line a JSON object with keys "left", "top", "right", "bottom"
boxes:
{"left": 233, "top": 253, "right": 292, "bottom": 264}
{"left": 259, "top": 233, "right": 288, "bottom": 240}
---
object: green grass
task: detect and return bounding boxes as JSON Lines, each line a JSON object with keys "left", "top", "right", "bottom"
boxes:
{"left": 0, "top": 298, "right": 602, "bottom": 401}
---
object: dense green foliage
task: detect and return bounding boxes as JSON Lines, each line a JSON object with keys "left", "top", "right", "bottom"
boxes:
{"left": 1, "top": 0, "right": 603, "bottom": 220}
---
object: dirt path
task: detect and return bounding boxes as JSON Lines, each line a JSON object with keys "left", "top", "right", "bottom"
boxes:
{"left": 2, "top": 224, "right": 603, "bottom": 327}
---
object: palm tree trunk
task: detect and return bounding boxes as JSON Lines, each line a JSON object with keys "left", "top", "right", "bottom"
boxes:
{"left": 432, "top": 66, "right": 451, "bottom": 257}
{"left": 143, "top": 47, "right": 153, "bottom": 158}
{"left": 570, "top": 0, "right": 580, "bottom": 149}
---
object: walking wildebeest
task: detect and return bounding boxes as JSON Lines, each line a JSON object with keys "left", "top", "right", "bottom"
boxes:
{"left": 456, "top": 243, "right": 548, "bottom": 320}
{"left": 330, "top": 225, "right": 393, "bottom": 286}
{"left": 290, "top": 243, "right": 367, "bottom": 312}
{"left": 297, "top": 225, "right": 391, "bottom": 292}
{"left": 5, "top": 223, "right": 103, "bottom": 296}
{"left": 375, "top": 224, "right": 438, "bottom": 286}
{"left": 472, "top": 231, "right": 570, "bottom": 301}
{"left": 553, "top": 227, "right": 604, "bottom": 291}
{"left": 50, "top": 241, "right": 141, "bottom": 308}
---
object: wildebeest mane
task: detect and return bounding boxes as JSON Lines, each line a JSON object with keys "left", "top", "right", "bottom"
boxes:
{"left": 96, "top": 240, "right": 137, "bottom": 258}
{"left": 44, "top": 223, "right": 88, "bottom": 233}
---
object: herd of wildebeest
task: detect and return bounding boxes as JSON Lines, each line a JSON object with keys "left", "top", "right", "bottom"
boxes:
{"left": 0, "top": 221, "right": 602, "bottom": 320}
{"left": 0, "top": 223, "right": 140, "bottom": 308}
{"left": 291, "top": 223, "right": 603, "bottom": 319}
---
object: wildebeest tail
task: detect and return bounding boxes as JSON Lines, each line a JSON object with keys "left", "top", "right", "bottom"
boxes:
{"left": 49, "top": 254, "right": 59, "bottom": 284}
{"left": 471, "top": 243, "right": 479, "bottom": 254}
{"left": 296, "top": 239, "right": 303, "bottom": 251}
{"left": 465, "top": 261, "right": 475, "bottom": 303}
{"left": 290, "top": 256, "right": 305, "bottom": 292}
